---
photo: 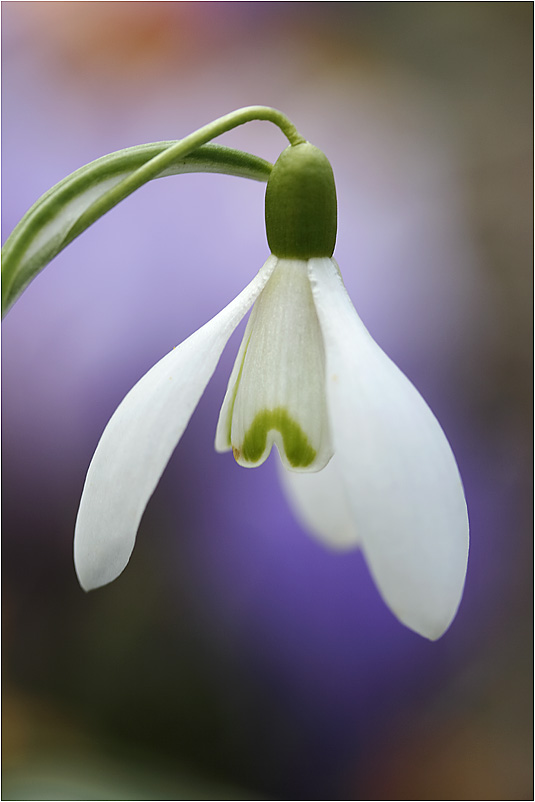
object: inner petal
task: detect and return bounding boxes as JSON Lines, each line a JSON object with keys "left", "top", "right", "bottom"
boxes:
{"left": 218, "top": 258, "right": 333, "bottom": 472}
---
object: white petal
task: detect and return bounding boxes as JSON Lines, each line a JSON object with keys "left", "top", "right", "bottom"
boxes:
{"left": 308, "top": 258, "right": 469, "bottom": 639}
{"left": 278, "top": 455, "right": 360, "bottom": 549}
{"left": 215, "top": 258, "right": 333, "bottom": 472}
{"left": 74, "top": 257, "right": 276, "bottom": 591}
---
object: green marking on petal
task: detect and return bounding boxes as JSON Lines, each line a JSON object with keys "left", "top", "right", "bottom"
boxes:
{"left": 237, "top": 406, "right": 317, "bottom": 468}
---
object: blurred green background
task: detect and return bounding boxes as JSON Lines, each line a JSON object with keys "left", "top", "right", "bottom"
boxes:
{"left": 2, "top": 3, "right": 532, "bottom": 800}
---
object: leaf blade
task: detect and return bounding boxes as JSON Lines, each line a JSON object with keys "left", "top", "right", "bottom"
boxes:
{"left": 2, "top": 142, "right": 272, "bottom": 316}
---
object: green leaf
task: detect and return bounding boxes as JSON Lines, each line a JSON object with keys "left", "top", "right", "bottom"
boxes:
{"left": 2, "top": 142, "right": 272, "bottom": 316}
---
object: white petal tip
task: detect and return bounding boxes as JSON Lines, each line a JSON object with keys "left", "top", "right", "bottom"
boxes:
{"left": 402, "top": 608, "right": 461, "bottom": 641}
{"left": 378, "top": 521, "right": 469, "bottom": 641}
{"left": 73, "top": 508, "right": 134, "bottom": 593}
{"left": 74, "top": 547, "right": 129, "bottom": 592}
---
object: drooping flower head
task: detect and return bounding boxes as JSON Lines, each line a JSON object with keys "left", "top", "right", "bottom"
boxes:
{"left": 72, "top": 129, "right": 469, "bottom": 641}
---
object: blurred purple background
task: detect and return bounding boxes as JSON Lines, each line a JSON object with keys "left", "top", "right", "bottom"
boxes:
{"left": 2, "top": 3, "right": 532, "bottom": 799}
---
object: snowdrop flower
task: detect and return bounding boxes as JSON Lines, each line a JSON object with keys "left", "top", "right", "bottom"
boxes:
{"left": 74, "top": 141, "right": 469, "bottom": 640}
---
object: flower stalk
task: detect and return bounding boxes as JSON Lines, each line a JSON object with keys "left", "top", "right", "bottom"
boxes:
{"left": 67, "top": 106, "right": 305, "bottom": 243}
{"left": 1, "top": 106, "right": 302, "bottom": 316}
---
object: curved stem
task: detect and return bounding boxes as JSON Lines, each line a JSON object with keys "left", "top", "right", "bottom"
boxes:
{"left": 2, "top": 107, "right": 303, "bottom": 316}
{"left": 73, "top": 107, "right": 304, "bottom": 238}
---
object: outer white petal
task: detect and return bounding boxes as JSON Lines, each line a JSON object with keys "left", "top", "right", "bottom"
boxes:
{"left": 308, "top": 258, "right": 469, "bottom": 640}
{"left": 278, "top": 455, "right": 360, "bottom": 549}
{"left": 74, "top": 257, "right": 277, "bottom": 591}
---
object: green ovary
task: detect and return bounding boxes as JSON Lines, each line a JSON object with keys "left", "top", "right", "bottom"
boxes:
{"left": 237, "top": 407, "right": 317, "bottom": 468}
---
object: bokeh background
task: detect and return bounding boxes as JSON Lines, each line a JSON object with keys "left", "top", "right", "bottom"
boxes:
{"left": 2, "top": 3, "right": 532, "bottom": 800}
